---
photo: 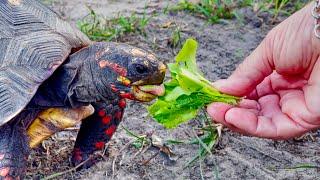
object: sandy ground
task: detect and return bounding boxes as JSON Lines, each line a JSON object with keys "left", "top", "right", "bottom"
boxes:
{"left": 26, "top": 0, "right": 320, "bottom": 179}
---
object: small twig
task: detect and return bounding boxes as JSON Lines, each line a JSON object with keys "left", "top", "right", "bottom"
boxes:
{"left": 120, "top": 139, "right": 136, "bottom": 153}
{"left": 108, "top": 139, "right": 135, "bottom": 178}
{"left": 65, "top": 127, "right": 80, "bottom": 131}
{"left": 142, "top": 150, "right": 161, "bottom": 165}
{"left": 102, "top": 144, "right": 109, "bottom": 157}
{"left": 41, "top": 157, "right": 91, "bottom": 180}
{"left": 112, "top": 156, "right": 117, "bottom": 178}
{"left": 141, "top": 144, "right": 152, "bottom": 155}
{"left": 119, "top": 153, "right": 126, "bottom": 167}
{"left": 55, "top": 146, "right": 68, "bottom": 154}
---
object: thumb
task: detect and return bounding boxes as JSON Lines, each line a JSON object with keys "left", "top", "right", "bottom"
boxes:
{"left": 214, "top": 37, "right": 274, "bottom": 96}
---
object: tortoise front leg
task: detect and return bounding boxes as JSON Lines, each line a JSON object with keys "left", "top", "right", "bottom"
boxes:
{"left": 0, "top": 123, "right": 29, "bottom": 179}
{"left": 27, "top": 105, "right": 94, "bottom": 148}
{"left": 71, "top": 99, "right": 126, "bottom": 168}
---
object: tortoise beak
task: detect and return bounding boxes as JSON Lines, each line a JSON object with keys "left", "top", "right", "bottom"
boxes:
{"left": 131, "top": 62, "right": 166, "bottom": 102}
{"left": 132, "top": 84, "right": 165, "bottom": 102}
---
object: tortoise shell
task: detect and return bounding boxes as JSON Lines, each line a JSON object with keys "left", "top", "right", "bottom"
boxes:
{"left": 0, "top": 0, "right": 91, "bottom": 125}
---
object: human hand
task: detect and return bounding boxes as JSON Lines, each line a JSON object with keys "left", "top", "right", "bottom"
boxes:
{"left": 207, "top": 3, "right": 320, "bottom": 139}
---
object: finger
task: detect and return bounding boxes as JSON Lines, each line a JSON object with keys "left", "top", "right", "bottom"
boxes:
{"left": 207, "top": 102, "right": 246, "bottom": 133}
{"left": 247, "top": 75, "right": 274, "bottom": 99}
{"left": 255, "top": 94, "right": 305, "bottom": 138}
{"left": 304, "top": 59, "right": 320, "bottom": 116}
{"left": 207, "top": 99, "right": 260, "bottom": 123}
{"left": 207, "top": 100, "right": 259, "bottom": 134}
{"left": 279, "top": 89, "right": 320, "bottom": 129}
{"left": 258, "top": 94, "right": 282, "bottom": 119}
{"left": 207, "top": 102, "right": 233, "bottom": 126}
{"left": 247, "top": 72, "right": 307, "bottom": 99}
{"left": 238, "top": 99, "right": 261, "bottom": 110}
{"left": 213, "top": 36, "right": 274, "bottom": 96}
{"left": 224, "top": 108, "right": 307, "bottom": 139}
{"left": 225, "top": 95, "right": 302, "bottom": 138}
{"left": 223, "top": 95, "right": 280, "bottom": 137}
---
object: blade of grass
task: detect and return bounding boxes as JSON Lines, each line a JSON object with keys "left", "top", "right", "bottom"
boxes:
{"left": 192, "top": 129, "right": 213, "bottom": 156}
{"left": 283, "top": 164, "right": 320, "bottom": 170}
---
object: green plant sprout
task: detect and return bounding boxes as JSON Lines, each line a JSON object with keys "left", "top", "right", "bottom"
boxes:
{"left": 77, "top": 7, "right": 151, "bottom": 41}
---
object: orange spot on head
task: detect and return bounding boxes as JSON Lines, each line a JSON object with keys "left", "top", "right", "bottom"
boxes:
{"left": 111, "top": 84, "right": 118, "bottom": 92}
{"left": 99, "top": 60, "right": 127, "bottom": 76}
{"left": 118, "top": 99, "right": 126, "bottom": 109}
{"left": 105, "top": 125, "right": 117, "bottom": 137}
{"left": 131, "top": 48, "right": 146, "bottom": 57}
{"left": 102, "top": 116, "right": 112, "bottom": 124}
{"left": 99, "top": 60, "right": 108, "bottom": 68}
{"left": 95, "top": 141, "right": 105, "bottom": 150}
{"left": 115, "top": 111, "right": 122, "bottom": 120}
{"left": 98, "top": 110, "right": 106, "bottom": 117}
{"left": 0, "top": 167, "right": 9, "bottom": 177}
{"left": 95, "top": 47, "right": 110, "bottom": 59}
{"left": 147, "top": 53, "right": 157, "bottom": 61}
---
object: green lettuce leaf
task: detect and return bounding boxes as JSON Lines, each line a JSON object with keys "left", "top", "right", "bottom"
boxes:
{"left": 148, "top": 38, "right": 240, "bottom": 128}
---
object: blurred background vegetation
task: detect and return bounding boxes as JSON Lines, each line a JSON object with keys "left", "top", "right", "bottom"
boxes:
{"left": 74, "top": 0, "right": 309, "bottom": 42}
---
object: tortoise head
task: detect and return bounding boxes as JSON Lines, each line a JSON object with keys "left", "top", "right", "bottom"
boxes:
{"left": 89, "top": 42, "right": 166, "bottom": 102}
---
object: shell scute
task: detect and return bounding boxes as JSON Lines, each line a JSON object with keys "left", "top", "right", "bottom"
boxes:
{"left": 0, "top": 0, "right": 91, "bottom": 125}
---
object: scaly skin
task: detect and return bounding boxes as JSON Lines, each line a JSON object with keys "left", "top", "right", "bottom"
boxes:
{"left": 71, "top": 100, "right": 125, "bottom": 168}
{"left": 0, "top": 123, "right": 29, "bottom": 179}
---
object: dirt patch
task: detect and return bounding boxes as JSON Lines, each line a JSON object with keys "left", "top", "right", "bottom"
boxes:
{"left": 26, "top": 1, "right": 320, "bottom": 179}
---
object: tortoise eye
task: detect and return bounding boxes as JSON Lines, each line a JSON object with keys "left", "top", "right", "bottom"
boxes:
{"left": 134, "top": 64, "right": 148, "bottom": 74}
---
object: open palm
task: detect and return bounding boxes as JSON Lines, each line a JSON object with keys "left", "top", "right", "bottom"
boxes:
{"left": 207, "top": 3, "right": 320, "bottom": 139}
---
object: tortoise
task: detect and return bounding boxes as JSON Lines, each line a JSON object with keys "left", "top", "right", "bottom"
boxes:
{"left": 0, "top": 0, "right": 166, "bottom": 178}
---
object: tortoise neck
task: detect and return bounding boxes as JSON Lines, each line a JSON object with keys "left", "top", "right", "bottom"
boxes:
{"left": 65, "top": 47, "right": 119, "bottom": 107}
{"left": 31, "top": 48, "right": 94, "bottom": 108}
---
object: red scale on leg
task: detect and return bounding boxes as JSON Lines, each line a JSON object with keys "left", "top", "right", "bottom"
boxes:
{"left": 105, "top": 125, "right": 117, "bottom": 137}
{"left": 115, "top": 111, "right": 122, "bottom": 120}
{"left": 98, "top": 110, "right": 106, "bottom": 117}
{"left": 95, "top": 141, "right": 105, "bottom": 150}
{"left": 118, "top": 99, "right": 126, "bottom": 109}
{"left": 72, "top": 102, "right": 124, "bottom": 168}
{"left": 102, "top": 115, "right": 112, "bottom": 124}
